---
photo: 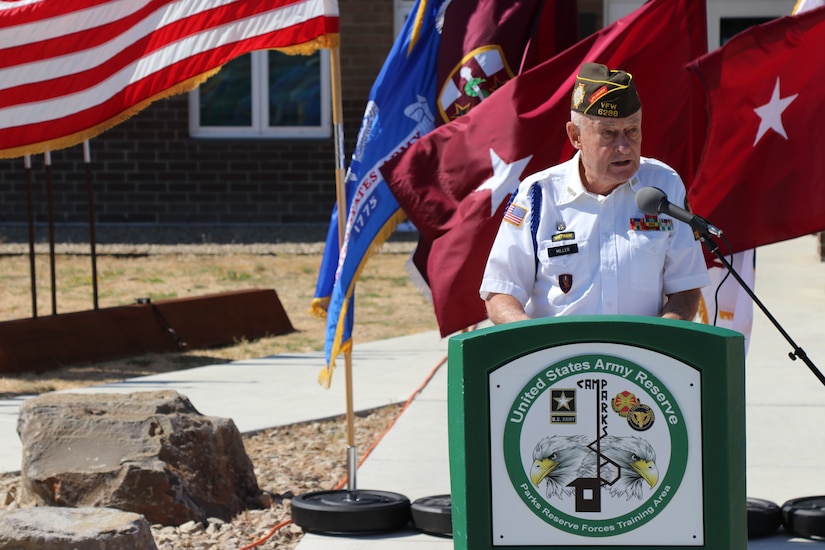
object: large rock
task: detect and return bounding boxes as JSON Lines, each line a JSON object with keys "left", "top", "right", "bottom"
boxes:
{"left": 17, "top": 390, "right": 261, "bottom": 526}
{"left": 0, "top": 507, "right": 157, "bottom": 549}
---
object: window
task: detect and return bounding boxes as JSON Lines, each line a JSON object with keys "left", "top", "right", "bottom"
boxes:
{"left": 720, "top": 17, "right": 775, "bottom": 45}
{"left": 706, "top": 1, "right": 792, "bottom": 50}
{"left": 189, "top": 49, "right": 331, "bottom": 139}
{"left": 605, "top": 0, "right": 792, "bottom": 51}
{"left": 395, "top": 0, "right": 416, "bottom": 37}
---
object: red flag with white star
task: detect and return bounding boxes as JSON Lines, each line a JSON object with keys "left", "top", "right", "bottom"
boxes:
{"left": 688, "top": 5, "right": 825, "bottom": 253}
{"left": 382, "top": 0, "right": 707, "bottom": 336}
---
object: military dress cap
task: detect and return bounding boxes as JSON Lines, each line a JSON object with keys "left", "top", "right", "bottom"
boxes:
{"left": 570, "top": 62, "right": 641, "bottom": 118}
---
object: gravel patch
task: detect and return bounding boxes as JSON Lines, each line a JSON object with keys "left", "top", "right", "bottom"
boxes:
{"left": 0, "top": 404, "right": 409, "bottom": 550}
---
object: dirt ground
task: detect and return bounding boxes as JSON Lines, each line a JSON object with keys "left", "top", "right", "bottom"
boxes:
{"left": 0, "top": 243, "right": 438, "bottom": 397}
{"left": 0, "top": 237, "right": 443, "bottom": 549}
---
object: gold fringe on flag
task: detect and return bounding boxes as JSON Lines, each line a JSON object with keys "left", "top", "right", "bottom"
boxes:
{"left": 0, "top": 69, "right": 219, "bottom": 160}
{"left": 0, "top": 35, "right": 340, "bottom": 160}
{"left": 309, "top": 296, "right": 331, "bottom": 318}
{"left": 316, "top": 209, "right": 409, "bottom": 388}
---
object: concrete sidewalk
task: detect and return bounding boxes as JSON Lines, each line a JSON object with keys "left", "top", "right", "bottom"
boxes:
{"left": 297, "top": 235, "right": 825, "bottom": 549}
{"left": 743, "top": 235, "right": 825, "bottom": 508}
{"left": 0, "top": 331, "right": 449, "bottom": 473}
{"left": 1, "top": 235, "right": 824, "bottom": 549}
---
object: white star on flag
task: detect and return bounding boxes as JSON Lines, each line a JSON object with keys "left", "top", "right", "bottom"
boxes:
{"left": 475, "top": 148, "right": 533, "bottom": 216}
{"left": 753, "top": 77, "right": 798, "bottom": 146}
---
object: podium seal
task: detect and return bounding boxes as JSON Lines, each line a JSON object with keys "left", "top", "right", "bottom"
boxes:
{"left": 490, "top": 345, "right": 703, "bottom": 545}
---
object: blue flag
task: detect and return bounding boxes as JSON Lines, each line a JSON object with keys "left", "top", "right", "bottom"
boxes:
{"left": 316, "top": 0, "right": 445, "bottom": 387}
{"left": 310, "top": 208, "right": 343, "bottom": 318}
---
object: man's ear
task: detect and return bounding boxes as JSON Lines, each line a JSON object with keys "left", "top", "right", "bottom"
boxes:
{"left": 565, "top": 121, "right": 581, "bottom": 149}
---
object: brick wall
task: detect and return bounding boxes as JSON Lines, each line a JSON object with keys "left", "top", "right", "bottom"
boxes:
{"left": 0, "top": 0, "right": 394, "bottom": 230}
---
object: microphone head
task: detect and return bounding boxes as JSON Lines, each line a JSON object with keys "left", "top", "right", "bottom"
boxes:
{"left": 634, "top": 186, "right": 667, "bottom": 215}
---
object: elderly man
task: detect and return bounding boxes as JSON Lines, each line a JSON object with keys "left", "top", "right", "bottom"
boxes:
{"left": 480, "top": 62, "right": 709, "bottom": 325}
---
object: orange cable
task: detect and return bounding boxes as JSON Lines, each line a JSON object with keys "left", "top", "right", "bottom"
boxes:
{"left": 335, "top": 352, "right": 448, "bottom": 489}
{"left": 237, "top": 519, "right": 293, "bottom": 550}
{"left": 238, "top": 351, "right": 449, "bottom": 549}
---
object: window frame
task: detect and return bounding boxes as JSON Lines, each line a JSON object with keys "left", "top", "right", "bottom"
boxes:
{"left": 189, "top": 49, "right": 332, "bottom": 139}
{"left": 395, "top": 0, "right": 416, "bottom": 36}
{"left": 603, "top": 0, "right": 795, "bottom": 50}
{"left": 706, "top": 1, "right": 793, "bottom": 49}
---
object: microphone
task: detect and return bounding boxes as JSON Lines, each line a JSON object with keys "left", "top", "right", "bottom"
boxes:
{"left": 636, "top": 187, "right": 722, "bottom": 237}
{"left": 634, "top": 186, "right": 722, "bottom": 237}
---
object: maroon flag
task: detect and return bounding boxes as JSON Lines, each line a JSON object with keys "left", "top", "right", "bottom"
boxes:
{"left": 435, "top": 0, "right": 578, "bottom": 125}
{"left": 688, "top": 6, "right": 825, "bottom": 253}
{"left": 382, "top": 0, "right": 707, "bottom": 337}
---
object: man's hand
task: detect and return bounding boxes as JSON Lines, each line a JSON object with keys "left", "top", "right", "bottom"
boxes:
{"left": 661, "top": 288, "right": 702, "bottom": 321}
{"left": 485, "top": 293, "right": 531, "bottom": 325}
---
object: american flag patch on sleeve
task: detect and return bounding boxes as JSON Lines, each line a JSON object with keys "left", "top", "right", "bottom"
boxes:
{"left": 503, "top": 202, "right": 528, "bottom": 227}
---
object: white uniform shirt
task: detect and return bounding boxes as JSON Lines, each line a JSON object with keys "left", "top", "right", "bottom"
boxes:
{"left": 480, "top": 153, "right": 710, "bottom": 318}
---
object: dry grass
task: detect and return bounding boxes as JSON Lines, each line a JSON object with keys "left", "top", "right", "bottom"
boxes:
{"left": 0, "top": 245, "right": 441, "bottom": 549}
{"left": 0, "top": 250, "right": 438, "bottom": 397}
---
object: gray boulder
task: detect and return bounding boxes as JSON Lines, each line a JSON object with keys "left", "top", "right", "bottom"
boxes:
{"left": 17, "top": 390, "right": 261, "bottom": 526}
{"left": 0, "top": 506, "right": 157, "bottom": 549}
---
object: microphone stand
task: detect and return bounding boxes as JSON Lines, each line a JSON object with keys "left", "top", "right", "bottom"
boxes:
{"left": 698, "top": 229, "right": 825, "bottom": 387}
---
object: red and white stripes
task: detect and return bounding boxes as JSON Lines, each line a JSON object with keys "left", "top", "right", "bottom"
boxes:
{"left": 0, "top": 0, "right": 339, "bottom": 158}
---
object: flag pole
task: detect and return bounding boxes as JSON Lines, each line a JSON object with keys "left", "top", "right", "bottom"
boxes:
{"left": 292, "top": 44, "right": 412, "bottom": 534}
{"left": 329, "top": 45, "right": 358, "bottom": 491}
{"left": 83, "top": 141, "right": 100, "bottom": 310}
{"left": 44, "top": 150, "right": 58, "bottom": 315}
{"left": 23, "top": 155, "right": 38, "bottom": 318}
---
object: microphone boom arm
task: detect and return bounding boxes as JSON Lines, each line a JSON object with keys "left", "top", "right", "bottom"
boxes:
{"left": 700, "top": 235, "right": 825, "bottom": 387}
{"left": 635, "top": 185, "right": 823, "bottom": 385}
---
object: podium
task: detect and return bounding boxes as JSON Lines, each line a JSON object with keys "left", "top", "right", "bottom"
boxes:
{"left": 448, "top": 315, "right": 745, "bottom": 549}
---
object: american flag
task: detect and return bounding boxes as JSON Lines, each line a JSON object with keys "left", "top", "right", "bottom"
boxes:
{"left": 0, "top": 0, "right": 339, "bottom": 158}
{"left": 503, "top": 202, "right": 528, "bottom": 227}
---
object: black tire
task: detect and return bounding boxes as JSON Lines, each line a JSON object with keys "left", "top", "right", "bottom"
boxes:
{"left": 291, "top": 489, "right": 411, "bottom": 534}
{"left": 411, "top": 494, "right": 452, "bottom": 537}
{"left": 782, "top": 495, "right": 825, "bottom": 540}
{"left": 747, "top": 497, "right": 782, "bottom": 539}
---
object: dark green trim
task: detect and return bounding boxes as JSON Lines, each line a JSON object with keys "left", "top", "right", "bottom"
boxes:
{"left": 448, "top": 315, "right": 746, "bottom": 550}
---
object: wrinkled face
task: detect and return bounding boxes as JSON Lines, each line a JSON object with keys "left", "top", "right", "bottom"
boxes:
{"left": 567, "top": 110, "right": 642, "bottom": 193}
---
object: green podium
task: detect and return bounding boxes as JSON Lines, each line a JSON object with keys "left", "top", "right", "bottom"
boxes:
{"left": 448, "top": 315, "right": 745, "bottom": 549}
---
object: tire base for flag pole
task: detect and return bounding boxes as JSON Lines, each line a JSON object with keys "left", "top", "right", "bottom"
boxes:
{"left": 410, "top": 494, "right": 452, "bottom": 537}
{"left": 746, "top": 497, "right": 782, "bottom": 539}
{"left": 291, "top": 489, "right": 411, "bottom": 534}
{"left": 781, "top": 495, "right": 825, "bottom": 540}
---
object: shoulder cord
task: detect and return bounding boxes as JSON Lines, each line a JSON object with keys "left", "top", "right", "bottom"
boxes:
{"left": 530, "top": 182, "right": 542, "bottom": 276}
{"left": 502, "top": 183, "right": 542, "bottom": 278}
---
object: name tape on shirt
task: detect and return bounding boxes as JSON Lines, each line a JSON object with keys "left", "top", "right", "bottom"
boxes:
{"left": 547, "top": 243, "right": 579, "bottom": 257}
{"left": 552, "top": 231, "right": 575, "bottom": 242}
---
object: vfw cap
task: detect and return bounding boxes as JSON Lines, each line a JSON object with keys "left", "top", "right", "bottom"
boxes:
{"left": 571, "top": 62, "right": 641, "bottom": 118}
